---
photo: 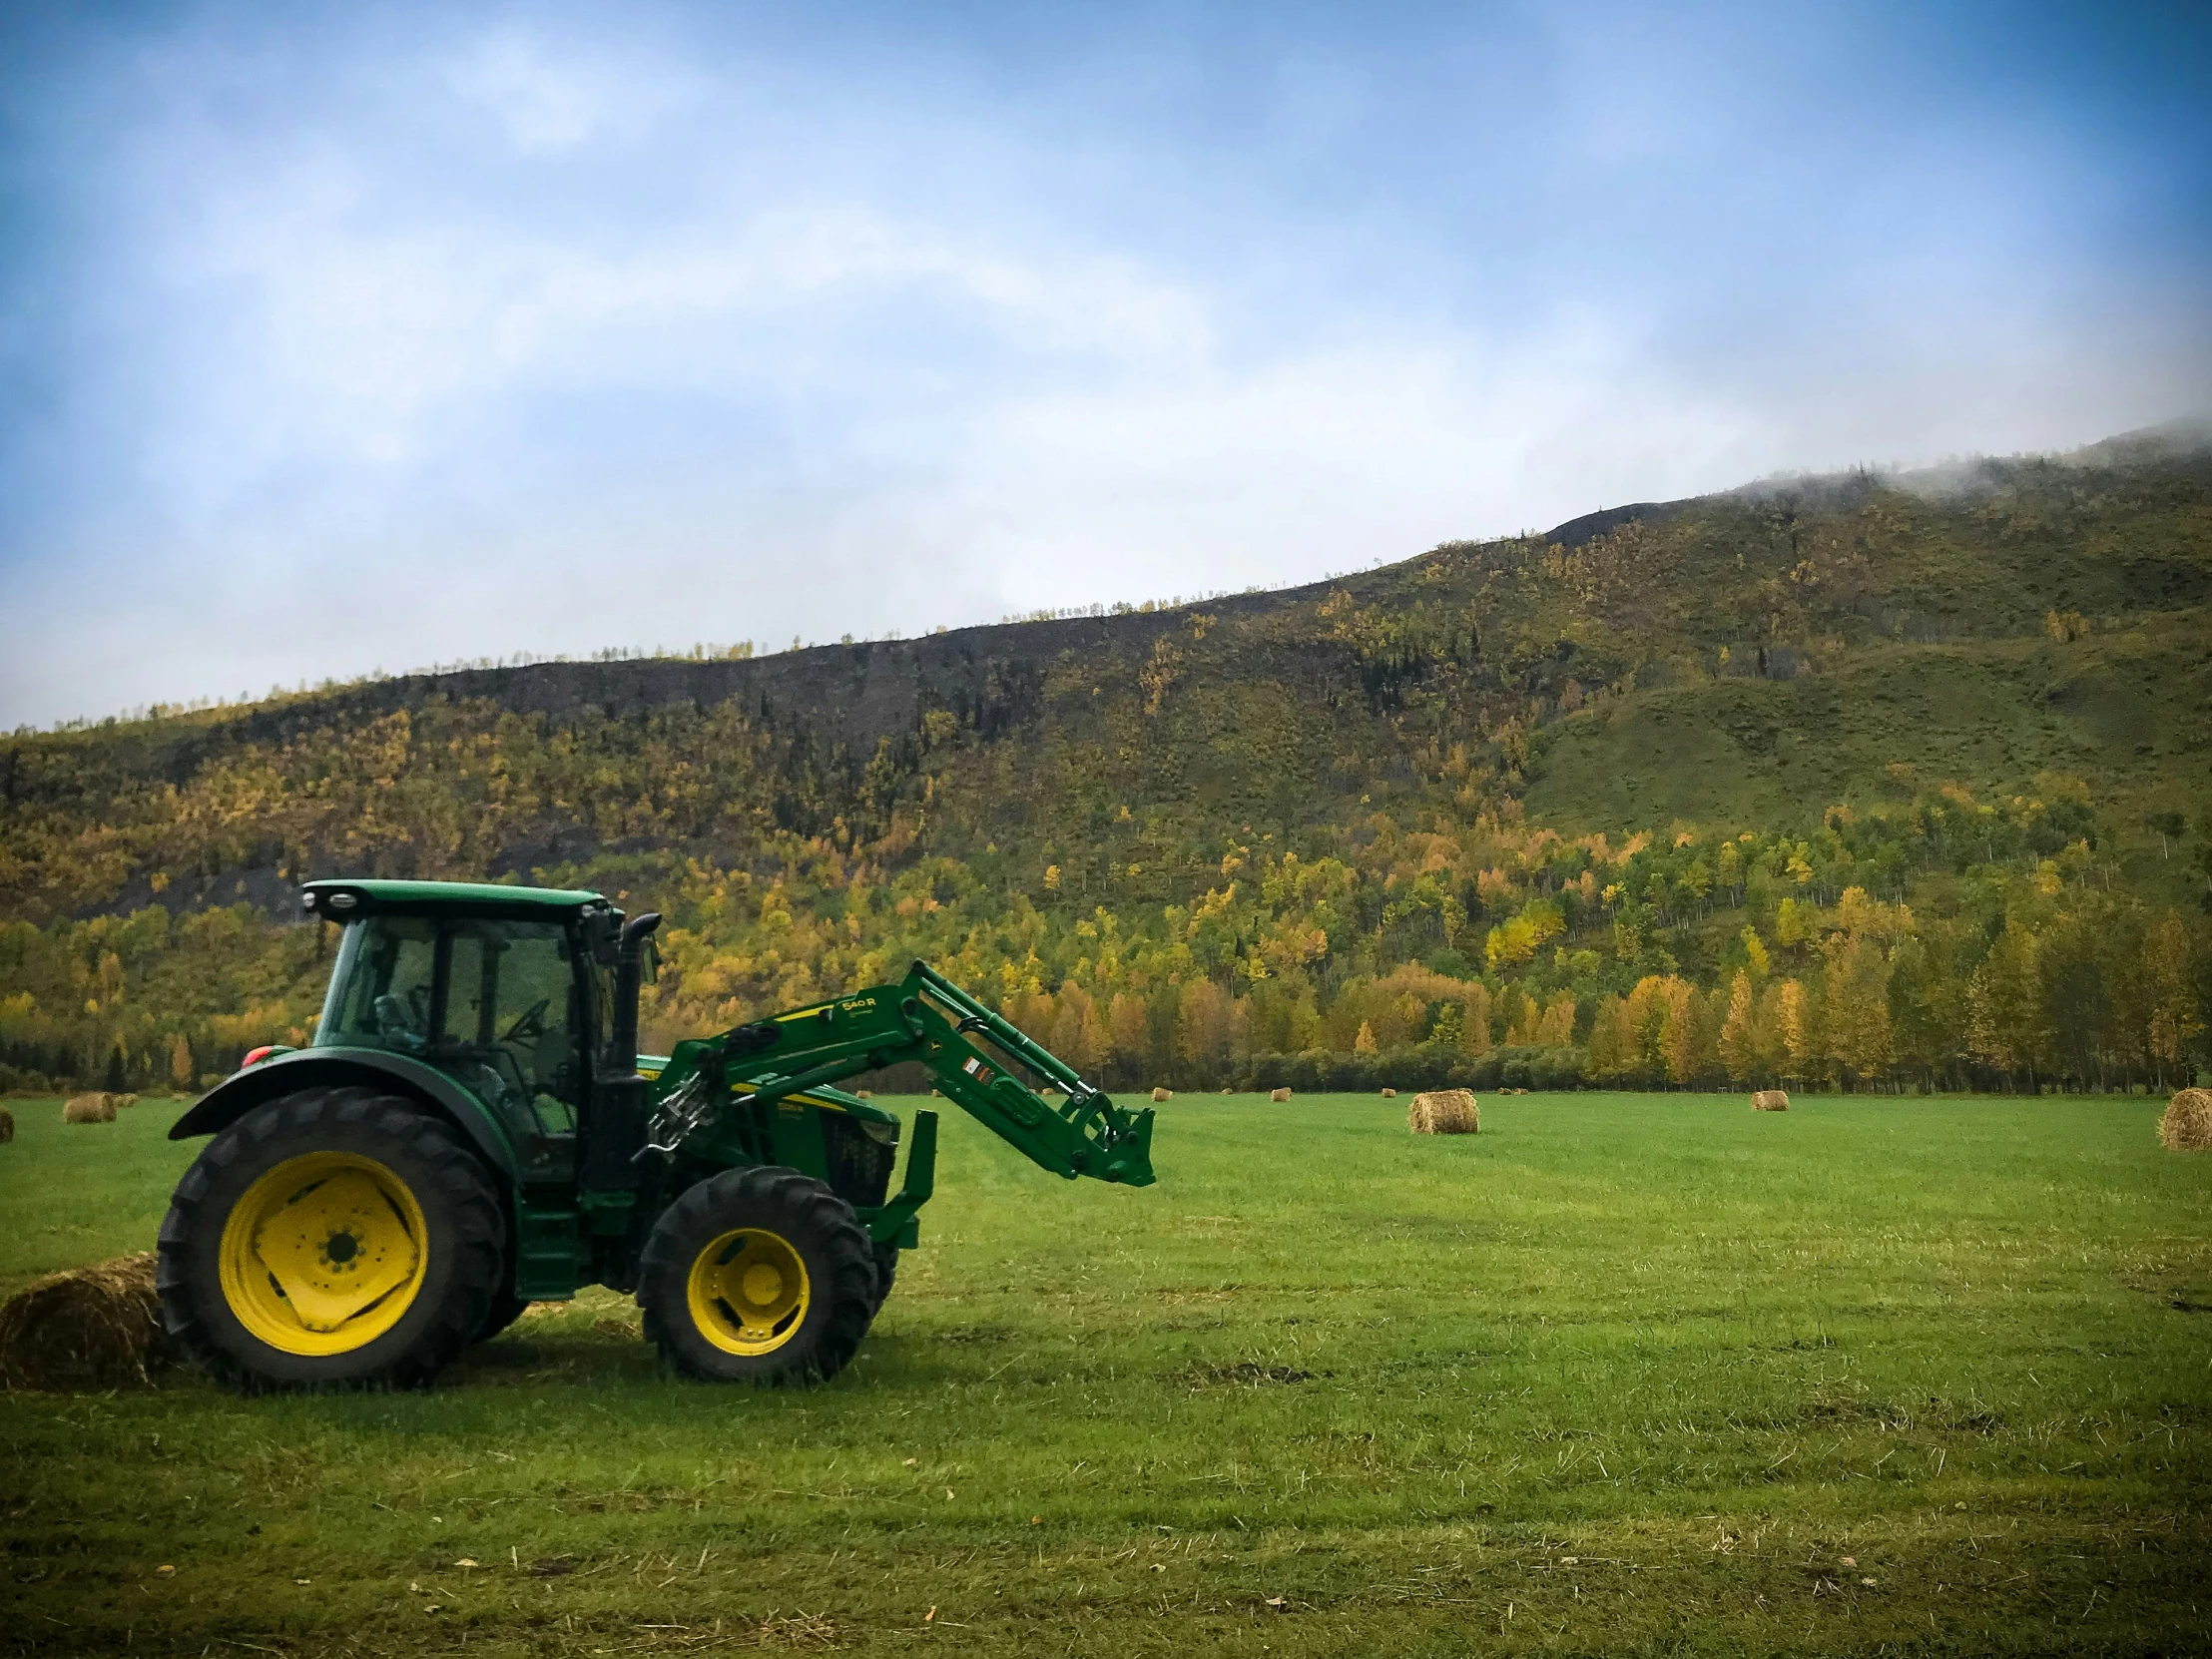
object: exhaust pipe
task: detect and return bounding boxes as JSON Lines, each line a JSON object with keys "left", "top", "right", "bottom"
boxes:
{"left": 584, "top": 911, "right": 661, "bottom": 1194}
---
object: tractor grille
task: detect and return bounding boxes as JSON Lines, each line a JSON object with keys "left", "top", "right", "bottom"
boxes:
{"left": 821, "top": 1110, "right": 897, "bottom": 1208}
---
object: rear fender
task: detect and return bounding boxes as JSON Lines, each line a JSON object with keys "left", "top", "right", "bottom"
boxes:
{"left": 169, "top": 1047, "right": 521, "bottom": 1183}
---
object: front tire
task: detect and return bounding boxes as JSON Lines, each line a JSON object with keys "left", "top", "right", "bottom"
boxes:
{"left": 157, "top": 1088, "right": 505, "bottom": 1391}
{"left": 868, "top": 1240, "right": 899, "bottom": 1315}
{"left": 638, "top": 1167, "right": 875, "bottom": 1383}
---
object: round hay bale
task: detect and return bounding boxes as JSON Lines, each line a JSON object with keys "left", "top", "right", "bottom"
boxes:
{"left": 62, "top": 1093, "right": 117, "bottom": 1124}
{"left": 0, "top": 1106, "right": 13, "bottom": 1144}
{"left": 1269, "top": 1086, "right": 1292, "bottom": 1103}
{"left": 0, "top": 1253, "right": 180, "bottom": 1391}
{"left": 1408, "top": 1088, "right": 1479, "bottom": 1135}
{"left": 1151, "top": 1086, "right": 1173, "bottom": 1103}
{"left": 1381, "top": 1087, "right": 1396, "bottom": 1098}
{"left": 114, "top": 1093, "right": 138, "bottom": 1109}
{"left": 854, "top": 1089, "right": 872, "bottom": 1100}
{"left": 1751, "top": 1089, "right": 1790, "bottom": 1112}
{"left": 2160, "top": 1087, "right": 2212, "bottom": 1152}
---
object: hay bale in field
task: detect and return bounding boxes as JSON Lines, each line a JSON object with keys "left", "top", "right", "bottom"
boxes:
{"left": 2161, "top": 1087, "right": 2212, "bottom": 1152}
{"left": 854, "top": 1089, "right": 871, "bottom": 1100}
{"left": 1752, "top": 1089, "right": 1790, "bottom": 1112}
{"left": 1408, "top": 1089, "right": 1479, "bottom": 1135}
{"left": 1269, "top": 1086, "right": 1292, "bottom": 1103}
{"left": 0, "top": 1106, "right": 13, "bottom": 1144}
{"left": 62, "top": 1094, "right": 116, "bottom": 1124}
{"left": 1381, "top": 1087, "right": 1396, "bottom": 1098}
{"left": 114, "top": 1093, "right": 138, "bottom": 1109}
{"left": 1151, "top": 1086, "right": 1173, "bottom": 1103}
{"left": 0, "top": 1253, "right": 180, "bottom": 1391}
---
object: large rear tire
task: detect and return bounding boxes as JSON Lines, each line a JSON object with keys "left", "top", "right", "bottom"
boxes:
{"left": 157, "top": 1087, "right": 505, "bottom": 1391}
{"left": 474, "top": 1292, "right": 532, "bottom": 1344}
{"left": 638, "top": 1166, "right": 875, "bottom": 1383}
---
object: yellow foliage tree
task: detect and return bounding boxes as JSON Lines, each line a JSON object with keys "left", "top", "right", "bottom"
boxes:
{"left": 1777, "top": 978, "right": 1819, "bottom": 1081}
{"left": 2145, "top": 912, "right": 2202, "bottom": 1081}
{"left": 1719, "top": 969, "right": 1759, "bottom": 1082}
{"left": 1822, "top": 933, "right": 1894, "bottom": 1089}
{"left": 1107, "top": 991, "right": 1152, "bottom": 1069}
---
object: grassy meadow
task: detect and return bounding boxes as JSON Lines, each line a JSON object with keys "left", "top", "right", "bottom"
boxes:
{"left": 1, "top": 1089, "right": 2208, "bottom": 1656}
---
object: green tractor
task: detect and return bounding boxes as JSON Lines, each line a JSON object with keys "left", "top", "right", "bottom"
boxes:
{"left": 158, "top": 878, "right": 1156, "bottom": 1390}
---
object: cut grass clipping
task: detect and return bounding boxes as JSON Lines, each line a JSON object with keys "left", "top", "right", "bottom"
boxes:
{"left": 0, "top": 1251, "right": 178, "bottom": 1391}
{"left": 2161, "top": 1086, "right": 2212, "bottom": 1151}
{"left": 1407, "top": 1087, "right": 1479, "bottom": 1134}
{"left": 1753, "top": 1089, "right": 1792, "bottom": 1112}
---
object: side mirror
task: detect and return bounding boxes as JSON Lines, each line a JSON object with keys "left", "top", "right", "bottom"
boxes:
{"left": 581, "top": 909, "right": 623, "bottom": 969}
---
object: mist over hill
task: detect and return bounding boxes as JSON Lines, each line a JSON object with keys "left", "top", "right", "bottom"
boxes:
{"left": 3, "top": 425, "right": 2208, "bottom": 1099}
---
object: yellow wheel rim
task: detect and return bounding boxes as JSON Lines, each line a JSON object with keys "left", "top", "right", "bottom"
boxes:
{"left": 686, "top": 1229, "right": 811, "bottom": 1356}
{"left": 218, "top": 1152, "right": 428, "bottom": 1356}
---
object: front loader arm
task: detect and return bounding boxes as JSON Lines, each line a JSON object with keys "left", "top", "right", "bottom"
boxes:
{"left": 658, "top": 961, "right": 1156, "bottom": 1187}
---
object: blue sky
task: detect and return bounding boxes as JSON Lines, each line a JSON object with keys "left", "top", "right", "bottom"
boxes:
{"left": 2, "top": 1, "right": 2207, "bottom": 726}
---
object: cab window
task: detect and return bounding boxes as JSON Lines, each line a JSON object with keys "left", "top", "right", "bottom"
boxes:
{"left": 317, "top": 914, "right": 587, "bottom": 1140}
{"left": 318, "top": 917, "right": 437, "bottom": 1054}
{"left": 435, "top": 919, "right": 585, "bottom": 1136}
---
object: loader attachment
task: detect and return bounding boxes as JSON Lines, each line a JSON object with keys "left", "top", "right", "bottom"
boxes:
{"left": 903, "top": 961, "right": 1157, "bottom": 1187}
{"left": 657, "top": 960, "right": 1156, "bottom": 1188}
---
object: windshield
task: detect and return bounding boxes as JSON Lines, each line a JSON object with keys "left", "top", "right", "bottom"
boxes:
{"left": 319, "top": 917, "right": 436, "bottom": 1053}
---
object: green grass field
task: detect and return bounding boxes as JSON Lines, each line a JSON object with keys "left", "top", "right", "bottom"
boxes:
{"left": 2, "top": 1091, "right": 2208, "bottom": 1656}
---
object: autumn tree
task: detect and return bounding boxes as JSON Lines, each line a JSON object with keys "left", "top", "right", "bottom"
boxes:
{"left": 2145, "top": 912, "right": 2202, "bottom": 1084}
{"left": 1822, "top": 933, "right": 1894, "bottom": 1090}
{"left": 1966, "top": 921, "right": 2051, "bottom": 1088}
{"left": 1107, "top": 991, "right": 1152, "bottom": 1076}
{"left": 1777, "top": 978, "right": 1821, "bottom": 1082}
{"left": 1719, "top": 969, "right": 1759, "bottom": 1083}
{"left": 1175, "top": 978, "right": 1235, "bottom": 1082}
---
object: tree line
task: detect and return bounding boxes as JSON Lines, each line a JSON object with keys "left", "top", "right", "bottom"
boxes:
{"left": 5, "top": 781, "right": 2203, "bottom": 1098}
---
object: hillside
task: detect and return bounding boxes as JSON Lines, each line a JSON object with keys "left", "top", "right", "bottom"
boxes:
{"left": 4, "top": 424, "right": 2209, "bottom": 1097}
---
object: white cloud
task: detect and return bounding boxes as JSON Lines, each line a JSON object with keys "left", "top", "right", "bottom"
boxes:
{"left": 442, "top": 27, "right": 700, "bottom": 155}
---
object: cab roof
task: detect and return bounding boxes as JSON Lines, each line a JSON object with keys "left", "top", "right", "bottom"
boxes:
{"left": 300, "top": 878, "right": 609, "bottom": 920}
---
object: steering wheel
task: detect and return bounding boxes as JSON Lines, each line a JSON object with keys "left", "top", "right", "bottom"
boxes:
{"left": 500, "top": 998, "right": 551, "bottom": 1045}
{"left": 372, "top": 989, "right": 429, "bottom": 1054}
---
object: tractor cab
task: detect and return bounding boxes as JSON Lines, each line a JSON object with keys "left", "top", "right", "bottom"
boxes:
{"left": 302, "top": 879, "right": 624, "bottom": 1171}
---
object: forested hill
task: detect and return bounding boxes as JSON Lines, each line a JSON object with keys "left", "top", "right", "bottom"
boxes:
{"left": 4, "top": 423, "right": 2210, "bottom": 1099}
